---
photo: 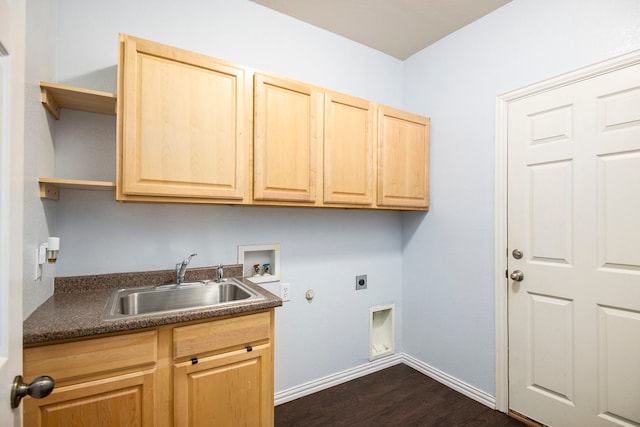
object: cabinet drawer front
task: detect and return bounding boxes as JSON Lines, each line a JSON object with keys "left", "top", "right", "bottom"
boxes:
{"left": 173, "top": 311, "right": 271, "bottom": 359}
{"left": 24, "top": 330, "right": 157, "bottom": 383}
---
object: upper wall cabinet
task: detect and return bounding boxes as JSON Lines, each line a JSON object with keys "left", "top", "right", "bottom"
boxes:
{"left": 324, "top": 91, "right": 375, "bottom": 206}
{"left": 377, "top": 106, "right": 430, "bottom": 209}
{"left": 253, "top": 73, "right": 322, "bottom": 204}
{"left": 116, "top": 34, "right": 252, "bottom": 203}
{"left": 42, "top": 34, "right": 430, "bottom": 210}
{"left": 253, "top": 76, "right": 379, "bottom": 208}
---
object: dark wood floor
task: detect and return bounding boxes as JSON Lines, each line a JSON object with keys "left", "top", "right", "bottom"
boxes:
{"left": 275, "top": 364, "right": 525, "bottom": 427}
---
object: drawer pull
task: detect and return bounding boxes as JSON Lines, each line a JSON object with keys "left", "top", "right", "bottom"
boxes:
{"left": 191, "top": 357, "right": 198, "bottom": 365}
{"left": 246, "top": 345, "right": 253, "bottom": 352}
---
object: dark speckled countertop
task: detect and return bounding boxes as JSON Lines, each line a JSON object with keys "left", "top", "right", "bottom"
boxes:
{"left": 23, "top": 265, "right": 282, "bottom": 346}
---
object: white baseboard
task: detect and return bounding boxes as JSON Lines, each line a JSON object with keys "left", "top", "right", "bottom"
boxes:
{"left": 402, "top": 353, "right": 496, "bottom": 409}
{"left": 274, "top": 352, "right": 496, "bottom": 410}
{"left": 274, "top": 353, "right": 403, "bottom": 405}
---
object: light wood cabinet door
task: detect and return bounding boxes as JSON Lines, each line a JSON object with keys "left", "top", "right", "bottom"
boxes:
{"left": 173, "top": 311, "right": 274, "bottom": 426}
{"left": 117, "top": 34, "right": 251, "bottom": 202}
{"left": 23, "top": 370, "right": 155, "bottom": 427}
{"left": 23, "top": 331, "right": 158, "bottom": 427}
{"left": 253, "top": 73, "right": 322, "bottom": 203}
{"left": 174, "top": 343, "right": 273, "bottom": 427}
{"left": 323, "top": 92, "right": 375, "bottom": 206}
{"left": 377, "top": 105, "right": 430, "bottom": 209}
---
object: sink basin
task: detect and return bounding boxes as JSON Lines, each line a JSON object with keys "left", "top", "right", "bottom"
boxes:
{"left": 102, "top": 278, "right": 264, "bottom": 320}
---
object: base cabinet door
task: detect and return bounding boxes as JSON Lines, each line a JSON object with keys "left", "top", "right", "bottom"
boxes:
{"left": 23, "top": 370, "right": 155, "bottom": 427}
{"left": 174, "top": 343, "right": 273, "bottom": 427}
{"left": 23, "top": 330, "right": 158, "bottom": 427}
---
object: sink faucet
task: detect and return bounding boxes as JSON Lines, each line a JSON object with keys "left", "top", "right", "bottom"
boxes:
{"left": 215, "top": 264, "right": 224, "bottom": 283}
{"left": 176, "top": 253, "right": 197, "bottom": 285}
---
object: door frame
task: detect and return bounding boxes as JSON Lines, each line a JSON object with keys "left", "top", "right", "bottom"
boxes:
{"left": 493, "top": 48, "right": 640, "bottom": 413}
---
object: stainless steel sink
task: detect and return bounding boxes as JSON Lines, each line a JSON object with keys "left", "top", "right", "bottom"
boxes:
{"left": 102, "top": 278, "right": 264, "bottom": 320}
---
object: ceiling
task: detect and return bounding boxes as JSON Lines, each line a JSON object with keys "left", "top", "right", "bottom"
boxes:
{"left": 250, "top": 0, "right": 511, "bottom": 60}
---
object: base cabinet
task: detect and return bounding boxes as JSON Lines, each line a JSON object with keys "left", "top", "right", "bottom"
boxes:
{"left": 23, "top": 330, "right": 158, "bottom": 427}
{"left": 174, "top": 344, "right": 272, "bottom": 426}
{"left": 23, "top": 311, "right": 275, "bottom": 427}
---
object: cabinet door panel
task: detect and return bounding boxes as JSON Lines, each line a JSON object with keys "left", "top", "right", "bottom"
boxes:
{"left": 118, "top": 35, "right": 250, "bottom": 201}
{"left": 174, "top": 344, "right": 273, "bottom": 427}
{"left": 254, "top": 73, "right": 322, "bottom": 203}
{"left": 324, "top": 92, "right": 374, "bottom": 205}
{"left": 24, "top": 370, "right": 155, "bottom": 427}
{"left": 377, "top": 106, "right": 430, "bottom": 209}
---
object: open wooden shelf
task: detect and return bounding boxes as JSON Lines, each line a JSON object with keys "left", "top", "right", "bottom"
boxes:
{"left": 40, "top": 81, "right": 117, "bottom": 119}
{"left": 39, "top": 178, "right": 116, "bottom": 200}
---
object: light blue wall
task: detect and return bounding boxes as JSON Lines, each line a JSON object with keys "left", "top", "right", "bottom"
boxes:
{"left": 25, "top": 0, "right": 406, "bottom": 394}
{"left": 23, "top": 0, "right": 57, "bottom": 316}
{"left": 401, "top": 0, "right": 640, "bottom": 395}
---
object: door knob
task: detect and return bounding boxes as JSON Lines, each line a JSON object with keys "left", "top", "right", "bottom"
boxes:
{"left": 510, "top": 270, "right": 524, "bottom": 282}
{"left": 11, "top": 375, "right": 55, "bottom": 409}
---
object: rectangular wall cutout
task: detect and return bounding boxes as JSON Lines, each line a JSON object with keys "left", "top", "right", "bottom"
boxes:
{"left": 370, "top": 304, "right": 395, "bottom": 361}
{"left": 238, "top": 243, "right": 280, "bottom": 284}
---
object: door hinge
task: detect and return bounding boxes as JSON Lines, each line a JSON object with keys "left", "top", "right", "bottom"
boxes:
{"left": 505, "top": 269, "right": 508, "bottom": 279}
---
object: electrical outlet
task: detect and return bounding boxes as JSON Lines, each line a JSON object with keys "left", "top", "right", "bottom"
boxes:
{"left": 280, "top": 282, "right": 291, "bottom": 301}
{"left": 356, "top": 274, "right": 367, "bottom": 290}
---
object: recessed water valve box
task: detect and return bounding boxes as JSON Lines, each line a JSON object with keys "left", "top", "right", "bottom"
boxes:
{"left": 370, "top": 304, "right": 395, "bottom": 361}
{"left": 356, "top": 274, "right": 367, "bottom": 290}
{"left": 238, "top": 243, "right": 280, "bottom": 284}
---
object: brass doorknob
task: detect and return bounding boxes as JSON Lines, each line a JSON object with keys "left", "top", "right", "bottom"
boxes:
{"left": 510, "top": 270, "right": 524, "bottom": 282}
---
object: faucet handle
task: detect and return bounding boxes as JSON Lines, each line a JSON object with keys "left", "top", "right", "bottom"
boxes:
{"left": 216, "top": 264, "right": 224, "bottom": 282}
{"left": 183, "top": 253, "right": 197, "bottom": 265}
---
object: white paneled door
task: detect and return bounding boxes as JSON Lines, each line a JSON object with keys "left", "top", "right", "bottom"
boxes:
{"left": 0, "top": 0, "right": 24, "bottom": 424}
{"left": 0, "top": 45, "right": 20, "bottom": 427}
{"left": 507, "top": 61, "right": 640, "bottom": 426}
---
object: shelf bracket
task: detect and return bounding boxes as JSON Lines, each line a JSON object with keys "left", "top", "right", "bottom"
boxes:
{"left": 39, "top": 182, "right": 60, "bottom": 200}
{"left": 40, "top": 87, "right": 61, "bottom": 120}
